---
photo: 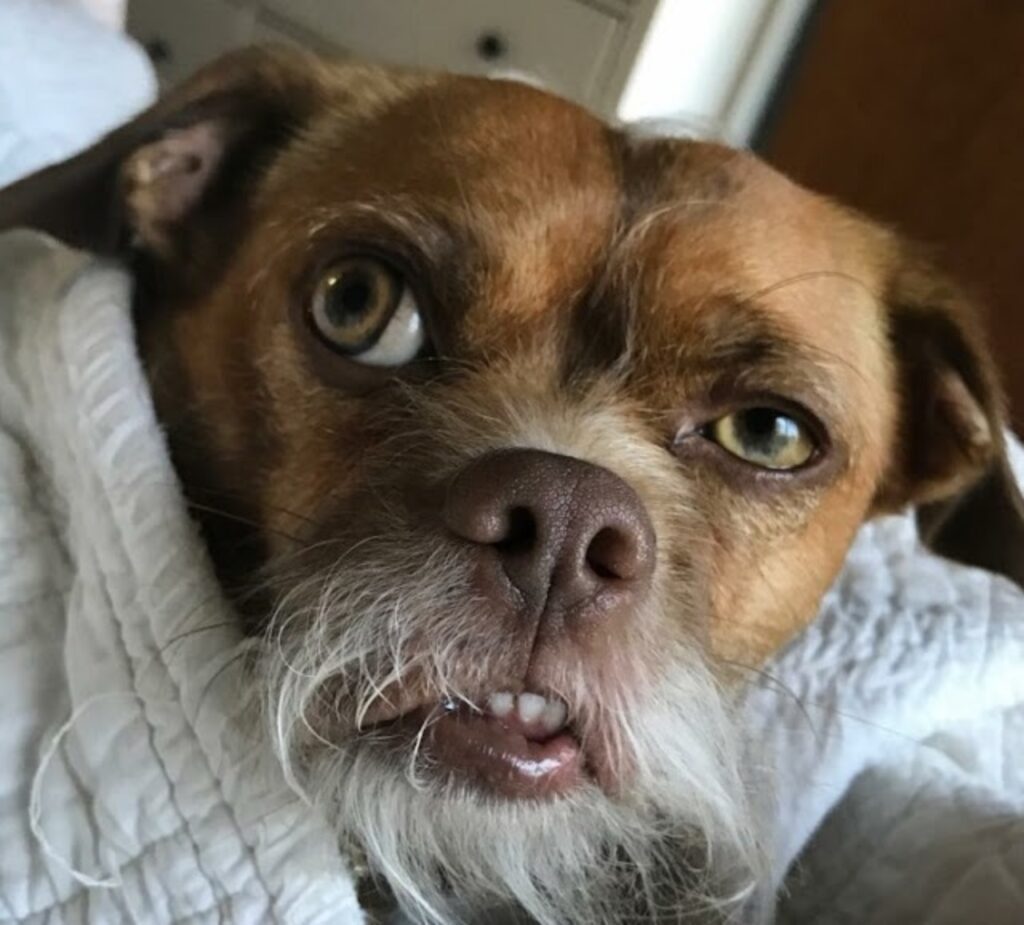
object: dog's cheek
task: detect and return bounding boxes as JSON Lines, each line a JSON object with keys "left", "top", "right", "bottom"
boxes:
{"left": 706, "top": 473, "right": 880, "bottom": 666}
{"left": 261, "top": 423, "right": 365, "bottom": 556}
{"left": 164, "top": 265, "right": 367, "bottom": 559}
{"left": 259, "top": 377, "right": 371, "bottom": 556}
{"left": 147, "top": 280, "right": 282, "bottom": 508}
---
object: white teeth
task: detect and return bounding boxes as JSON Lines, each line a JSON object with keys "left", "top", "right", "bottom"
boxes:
{"left": 484, "top": 690, "right": 569, "bottom": 731}
{"left": 487, "top": 691, "right": 515, "bottom": 718}
{"left": 517, "top": 692, "right": 547, "bottom": 723}
{"left": 540, "top": 698, "right": 568, "bottom": 733}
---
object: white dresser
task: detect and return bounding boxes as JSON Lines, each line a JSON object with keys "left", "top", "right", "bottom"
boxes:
{"left": 128, "top": 0, "right": 657, "bottom": 115}
{"left": 126, "top": 0, "right": 813, "bottom": 142}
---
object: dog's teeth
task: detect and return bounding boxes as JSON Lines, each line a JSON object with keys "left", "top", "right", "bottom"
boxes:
{"left": 540, "top": 698, "right": 568, "bottom": 733}
{"left": 516, "top": 692, "right": 547, "bottom": 723}
{"left": 487, "top": 691, "right": 515, "bottom": 718}
{"left": 485, "top": 690, "right": 569, "bottom": 730}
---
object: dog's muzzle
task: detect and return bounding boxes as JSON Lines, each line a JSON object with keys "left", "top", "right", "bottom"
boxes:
{"left": 374, "top": 448, "right": 657, "bottom": 798}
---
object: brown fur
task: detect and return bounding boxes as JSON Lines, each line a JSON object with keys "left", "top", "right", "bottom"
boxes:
{"left": 2, "top": 43, "right": 1023, "bottom": 919}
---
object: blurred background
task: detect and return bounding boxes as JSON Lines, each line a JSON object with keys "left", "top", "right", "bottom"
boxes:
{"left": 52, "top": 0, "right": 1024, "bottom": 424}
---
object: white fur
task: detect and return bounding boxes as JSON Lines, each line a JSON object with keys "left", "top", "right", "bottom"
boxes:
{"left": 257, "top": 539, "right": 764, "bottom": 923}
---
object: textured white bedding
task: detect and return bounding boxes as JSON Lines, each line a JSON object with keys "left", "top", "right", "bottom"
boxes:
{"left": 0, "top": 232, "right": 363, "bottom": 923}
{"left": 0, "top": 0, "right": 154, "bottom": 188}
{"left": 746, "top": 450, "right": 1024, "bottom": 923}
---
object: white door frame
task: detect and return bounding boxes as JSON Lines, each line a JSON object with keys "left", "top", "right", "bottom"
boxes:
{"left": 615, "top": 0, "right": 816, "bottom": 145}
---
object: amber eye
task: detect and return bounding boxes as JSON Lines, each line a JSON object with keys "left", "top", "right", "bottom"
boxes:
{"left": 703, "top": 407, "right": 817, "bottom": 470}
{"left": 309, "top": 256, "right": 424, "bottom": 366}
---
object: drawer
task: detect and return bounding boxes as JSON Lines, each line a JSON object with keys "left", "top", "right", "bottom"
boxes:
{"left": 257, "top": 0, "right": 622, "bottom": 104}
{"left": 251, "top": 9, "right": 346, "bottom": 58}
{"left": 128, "top": 0, "right": 256, "bottom": 87}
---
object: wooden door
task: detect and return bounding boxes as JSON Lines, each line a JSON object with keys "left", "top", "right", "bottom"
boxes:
{"left": 757, "top": 0, "right": 1024, "bottom": 428}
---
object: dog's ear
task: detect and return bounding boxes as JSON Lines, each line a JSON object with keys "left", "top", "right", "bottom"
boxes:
{"left": 0, "top": 45, "right": 323, "bottom": 271}
{"left": 874, "top": 246, "right": 1024, "bottom": 588}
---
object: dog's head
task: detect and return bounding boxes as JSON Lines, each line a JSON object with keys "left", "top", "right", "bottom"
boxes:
{"left": 5, "top": 46, "right": 1023, "bottom": 924}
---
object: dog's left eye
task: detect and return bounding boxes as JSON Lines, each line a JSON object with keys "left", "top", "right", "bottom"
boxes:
{"left": 309, "top": 257, "right": 424, "bottom": 366}
{"left": 703, "top": 407, "right": 817, "bottom": 470}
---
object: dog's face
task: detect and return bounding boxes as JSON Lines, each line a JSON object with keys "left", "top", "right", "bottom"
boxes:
{"left": 4, "top": 47, "right": 1023, "bottom": 924}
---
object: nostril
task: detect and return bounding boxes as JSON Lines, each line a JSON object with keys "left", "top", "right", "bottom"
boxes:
{"left": 495, "top": 505, "right": 537, "bottom": 554}
{"left": 584, "top": 526, "right": 634, "bottom": 582}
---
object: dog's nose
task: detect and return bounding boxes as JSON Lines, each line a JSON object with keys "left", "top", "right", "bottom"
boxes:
{"left": 443, "top": 449, "right": 656, "bottom": 621}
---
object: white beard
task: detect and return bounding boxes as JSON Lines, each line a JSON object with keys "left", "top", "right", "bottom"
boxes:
{"left": 255, "top": 532, "right": 768, "bottom": 924}
{"left": 305, "top": 683, "right": 763, "bottom": 925}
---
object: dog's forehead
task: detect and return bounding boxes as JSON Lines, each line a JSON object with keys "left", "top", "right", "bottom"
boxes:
{"left": 265, "top": 72, "right": 886, "bottom": 365}
{"left": 611, "top": 136, "right": 885, "bottom": 351}
{"left": 282, "top": 74, "right": 782, "bottom": 229}
{"left": 314, "top": 73, "right": 617, "bottom": 187}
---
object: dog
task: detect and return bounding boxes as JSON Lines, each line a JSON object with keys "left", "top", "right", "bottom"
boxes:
{"left": 2, "top": 45, "right": 1022, "bottom": 925}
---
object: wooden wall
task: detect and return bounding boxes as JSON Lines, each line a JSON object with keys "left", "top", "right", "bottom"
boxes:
{"left": 759, "top": 0, "right": 1024, "bottom": 428}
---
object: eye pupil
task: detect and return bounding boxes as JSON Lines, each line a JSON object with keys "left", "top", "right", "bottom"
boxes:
{"left": 741, "top": 408, "right": 798, "bottom": 451}
{"left": 743, "top": 407, "right": 782, "bottom": 439}
{"left": 328, "top": 272, "right": 374, "bottom": 325}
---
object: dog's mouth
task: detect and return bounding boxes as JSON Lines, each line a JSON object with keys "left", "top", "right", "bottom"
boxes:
{"left": 379, "top": 690, "right": 587, "bottom": 799}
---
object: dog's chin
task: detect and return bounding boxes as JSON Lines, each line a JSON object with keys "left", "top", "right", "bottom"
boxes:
{"left": 272, "top": 670, "right": 765, "bottom": 925}
{"left": 324, "top": 756, "right": 653, "bottom": 923}
{"left": 257, "top": 539, "right": 767, "bottom": 923}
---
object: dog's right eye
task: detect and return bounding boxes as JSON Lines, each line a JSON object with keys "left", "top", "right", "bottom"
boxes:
{"left": 309, "top": 256, "right": 425, "bottom": 366}
{"left": 702, "top": 406, "right": 818, "bottom": 470}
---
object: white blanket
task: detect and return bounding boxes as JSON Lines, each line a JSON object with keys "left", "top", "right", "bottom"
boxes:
{"left": 0, "top": 0, "right": 155, "bottom": 188}
{"left": 745, "top": 458, "right": 1024, "bottom": 921}
{"left": 0, "top": 230, "right": 1022, "bottom": 923}
{"left": 0, "top": 231, "right": 363, "bottom": 924}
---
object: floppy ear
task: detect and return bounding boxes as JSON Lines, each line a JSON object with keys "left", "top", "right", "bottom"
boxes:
{"left": 0, "top": 45, "right": 323, "bottom": 276}
{"left": 874, "top": 248, "right": 1024, "bottom": 588}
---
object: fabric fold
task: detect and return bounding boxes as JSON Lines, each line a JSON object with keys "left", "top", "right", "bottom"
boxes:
{"left": 0, "top": 230, "right": 362, "bottom": 925}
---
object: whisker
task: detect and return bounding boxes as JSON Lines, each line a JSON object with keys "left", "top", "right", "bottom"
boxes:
{"left": 195, "top": 649, "right": 248, "bottom": 715}
{"left": 722, "top": 658, "right": 821, "bottom": 748}
{"left": 161, "top": 619, "right": 239, "bottom": 650}
{"left": 184, "top": 499, "right": 305, "bottom": 546}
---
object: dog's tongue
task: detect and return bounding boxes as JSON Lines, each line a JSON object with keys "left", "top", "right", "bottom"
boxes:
{"left": 415, "top": 708, "right": 584, "bottom": 798}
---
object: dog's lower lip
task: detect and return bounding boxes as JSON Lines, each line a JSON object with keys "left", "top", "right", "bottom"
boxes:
{"left": 398, "top": 705, "right": 586, "bottom": 798}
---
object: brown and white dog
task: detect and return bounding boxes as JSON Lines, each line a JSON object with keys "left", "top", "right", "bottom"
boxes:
{"left": 2, "top": 45, "right": 1023, "bottom": 925}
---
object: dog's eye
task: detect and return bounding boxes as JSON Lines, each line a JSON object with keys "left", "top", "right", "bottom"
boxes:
{"left": 309, "top": 257, "right": 424, "bottom": 365}
{"left": 703, "top": 407, "right": 817, "bottom": 470}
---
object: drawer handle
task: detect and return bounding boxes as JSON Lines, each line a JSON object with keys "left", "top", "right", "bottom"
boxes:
{"left": 144, "top": 37, "right": 173, "bottom": 65}
{"left": 476, "top": 31, "right": 508, "bottom": 62}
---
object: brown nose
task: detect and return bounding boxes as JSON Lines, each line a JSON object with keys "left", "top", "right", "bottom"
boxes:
{"left": 443, "top": 449, "right": 656, "bottom": 623}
